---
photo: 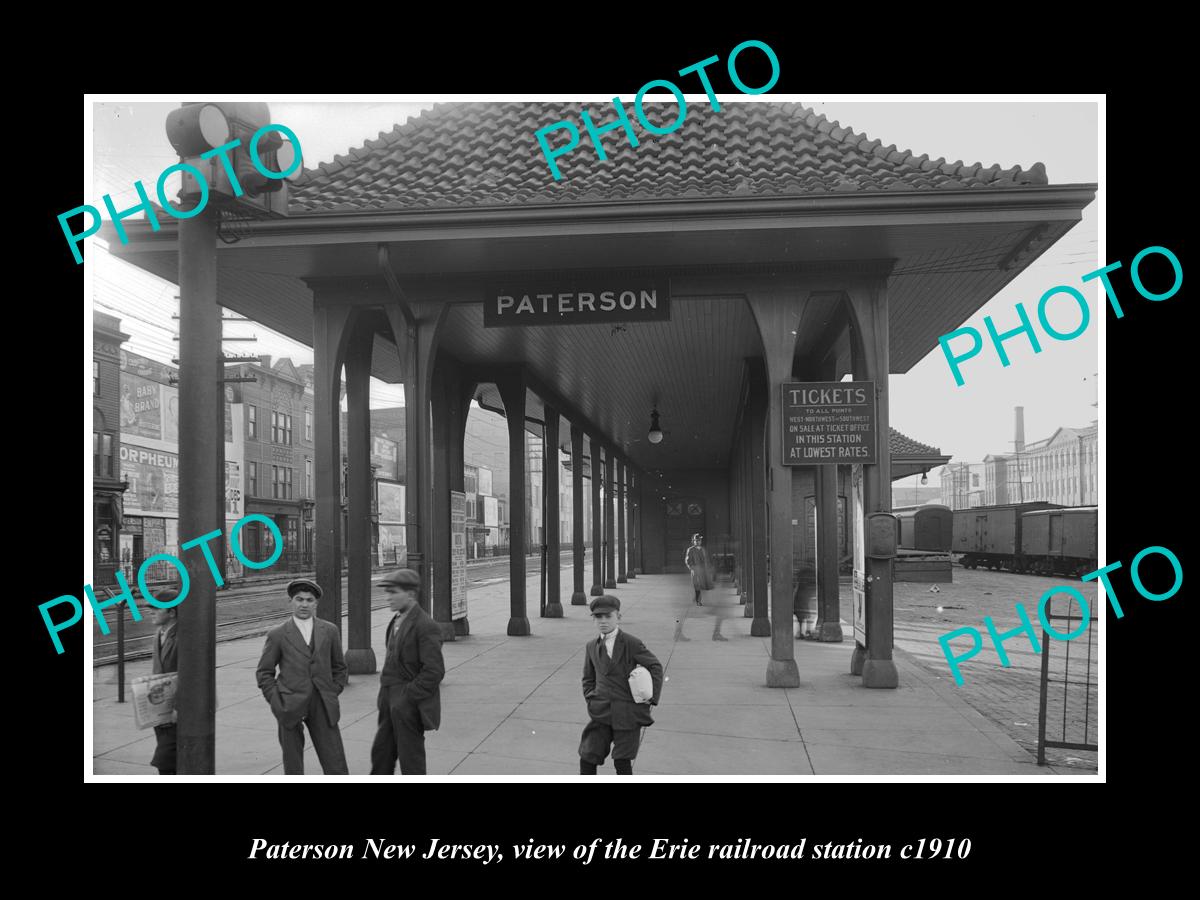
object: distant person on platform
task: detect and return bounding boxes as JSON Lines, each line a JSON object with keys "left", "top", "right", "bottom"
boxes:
{"left": 149, "top": 590, "right": 179, "bottom": 776}
{"left": 685, "top": 533, "right": 714, "bottom": 606}
{"left": 578, "top": 595, "right": 664, "bottom": 776}
{"left": 255, "top": 579, "right": 349, "bottom": 775}
{"left": 370, "top": 569, "right": 446, "bottom": 776}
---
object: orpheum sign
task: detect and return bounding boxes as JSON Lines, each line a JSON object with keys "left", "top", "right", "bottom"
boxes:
{"left": 781, "top": 381, "right": 878, "bottom": 465}
{"left": 484, "top": 280, "right": 670, "bottom": 327}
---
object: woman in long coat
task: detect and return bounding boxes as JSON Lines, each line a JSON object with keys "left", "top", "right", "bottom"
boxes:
{"left": 685, "top": 533, "right": 714, "bottom": 606}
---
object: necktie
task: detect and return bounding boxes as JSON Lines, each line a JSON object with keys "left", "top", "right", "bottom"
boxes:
{"left": 599, "top": 636, "right": 609, "bottom": 659}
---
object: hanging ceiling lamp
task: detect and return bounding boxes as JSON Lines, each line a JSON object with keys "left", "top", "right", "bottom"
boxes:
{"left": 647, "top": 409, "right": 664, "bottom": 444}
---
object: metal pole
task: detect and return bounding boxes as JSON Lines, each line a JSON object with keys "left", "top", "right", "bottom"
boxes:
{"left": 176, "top": 207, "right": 220, "bottom": 774}
{"left": 116, "top": 595, "right": 126, "bottom": 703}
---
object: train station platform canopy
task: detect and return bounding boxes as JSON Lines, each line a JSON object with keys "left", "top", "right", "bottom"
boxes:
{"left": 109, "top": 101, "right": 1096, "bottom": 475}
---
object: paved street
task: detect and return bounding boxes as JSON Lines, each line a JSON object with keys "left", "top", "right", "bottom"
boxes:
{"left": 892, "top": 565, "right": 1098, "bottom": 770}
{"left": 92, "top": 568, "right": 1085, "bottom": 777}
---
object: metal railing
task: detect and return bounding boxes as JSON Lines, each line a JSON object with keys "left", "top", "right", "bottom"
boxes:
{"left": 1036, "top": 591, "right": 1098, "bottom": 765}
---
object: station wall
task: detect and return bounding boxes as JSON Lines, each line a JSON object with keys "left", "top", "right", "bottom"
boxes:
{"left": 638, "top": 469, "right": 730, "bottom": 575}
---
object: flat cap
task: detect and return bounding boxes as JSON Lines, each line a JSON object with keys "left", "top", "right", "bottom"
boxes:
{"left": 380, "top": 568, "right": 420, "bottom": 588}
{"left": 287, "top": 578, "right": 322, "bottom": 599}
{"left": 589, "top": 595, "right": 620, "bottom": 614}
{"left": 150, "top": 587, "right": 181, "bottom": 608}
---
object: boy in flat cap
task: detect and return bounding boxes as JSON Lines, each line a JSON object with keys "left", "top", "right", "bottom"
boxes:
{"left": 579, "top": 595, "right": 664, "bottom": 775}
{"left": 370, "top": 569, "right": 446, "bottom": 776}
{"left": 148, "top": 588, "right": 179, "bottom": 775}
{"left": 255, "top": 578, "right": 349, "bottom": 774}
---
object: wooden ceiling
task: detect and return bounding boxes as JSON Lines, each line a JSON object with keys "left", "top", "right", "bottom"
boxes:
{"left": 450, "top": 296, "right": 762, "bottom": 471}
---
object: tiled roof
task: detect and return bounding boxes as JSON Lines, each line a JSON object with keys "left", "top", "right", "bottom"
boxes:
{"left": 889, "top": 427, "right": 942, "bottom": 457}
{"left": 291, "top": 102, "right": 1050, "bottom": 212}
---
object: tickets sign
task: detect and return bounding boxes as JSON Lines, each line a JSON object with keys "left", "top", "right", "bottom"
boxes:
{"left": 781, "top": 381, "right": 877, "bottom": 465}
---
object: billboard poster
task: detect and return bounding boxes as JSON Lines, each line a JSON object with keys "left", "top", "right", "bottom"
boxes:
{"left": 120, "top": 374, "right": 166, "bottom": 440}
{"left": 378, "top": 482, "right": 405, "bottom": 524}
{"left": 377, "top": 525, "right": 407, "bottom": 565}
{"left": 225, "top": 460, "right": 242, "bottom": 516}
{"left": 451, "top": 490, "right": 467, "bottom": 620}
{"left": 371, "top": 436, "right": 399, "bottom": 480}
{"left": 120, "top": 444, "right": 179, "bottom": 515}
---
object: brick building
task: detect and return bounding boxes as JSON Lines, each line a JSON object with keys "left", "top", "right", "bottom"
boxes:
{"left": 226, "top": 356, "right": 314, "bottom": 567}
{"left": 116, "top": 349, "right": 243, "bottom": 582}
{"left": 92, "top": 312, "right": 130, "bottom": 587}
{"left": 984, "top": 421, "right": 1098, "bottom": 507}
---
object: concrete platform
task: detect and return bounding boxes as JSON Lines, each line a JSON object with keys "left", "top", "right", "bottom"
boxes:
{"left": 91, "top": 571, "right": 1077, "bottom": 778}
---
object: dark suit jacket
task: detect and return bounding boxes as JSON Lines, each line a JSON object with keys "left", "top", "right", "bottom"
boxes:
{"left": 151, "top": 623, "right": 177, "bottom": 675}
{"left": 256, "top": 617, "right": 348, "bottom": 728}
{"left": 582, "top": 629, "right": 664, "bottom": 731}
{"left": 382, "top": 605, "right": 445, "bottom": 731}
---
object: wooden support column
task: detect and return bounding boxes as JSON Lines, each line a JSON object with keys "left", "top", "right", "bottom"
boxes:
{"left": 570, "top": 424, "right": 588, "bottom": 605}
{"left": 748, "top": 375, "right": 771, "bottom": 637}
{"left": 382, "top": 304, "right": 446, "bottom": 614}
{"left": 848, "top": 281, "right": 898, "bottom": 688}
{"left": 625, "top": 468, "right": 636, "bottom": 579}
{"left": 747, "top": 291, "right": 802, "bottom": 687}
{"left": 633, "top": 470, "right": 643, "bottom": 576}
{"left": 344, "top": 321, "right": 378, "bottom": 671}
{"left": 313, "top": 301, "right": 355, "bottom": 635}
{"left": 429, "top": 353, "right": 457, "bottom": 641}
{"left": 543, "top": 405, "right": 563, "bottom": 617}
{"left": 616, "top": 458, "right": 627, "bottom": 583}
{"left": 604, "top": 450, "right": 616, "bottom": 589}
{"left": 589, "top": 437, "right": 603, "bottom": 596}
{"left": 739, "top": 411, "right": 750, "bottom": 609}
{"left": 176, "top": 208, "right": 219, "bottom": 774}
{"left": 813, "top": 462, "right": 843, "bottom": 642}
{"left": 498, "top": 372, "right": 531, "bottom": 635}
{"left": 739, "top": 408, "right": 751, "bottom": 610}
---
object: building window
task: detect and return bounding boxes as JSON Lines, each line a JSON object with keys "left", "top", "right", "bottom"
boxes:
{"left": 248, "top": 405, "right": 258, "bottom": 440}
{"left": 272, "top": 465, "right": 293, "bottom": 500}
{"left": 305, "top": 459, "right": 313, "bottom": 498}
{"left": 93, "top": 361, "right": 100, "bottom": 395}
{"left": 248, "top": 461, "right": 258, "bottom": 497}
{"left": 271, "top": 412, "right": 293, "bottom": 445}
{"left": 305, "top": 409, "right": 313, "bottom": 442}
{"left": 93, "top": 432, "right": 113, "bottom": 477}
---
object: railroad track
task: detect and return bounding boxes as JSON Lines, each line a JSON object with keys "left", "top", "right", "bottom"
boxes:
{"left": 94, "top": 552, "right": 585, "bottom": 668}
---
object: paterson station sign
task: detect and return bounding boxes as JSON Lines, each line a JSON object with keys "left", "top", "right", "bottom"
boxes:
{"left": 484, "top": 280, "right": 670, "bottom": 327}
{"left": 782, "top": 381, "right": 878, "bottom": 465}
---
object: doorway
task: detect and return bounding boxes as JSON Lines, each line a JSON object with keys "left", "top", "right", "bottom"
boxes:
{"left": 664, "top": 497, "right": 706, "bottom": 573}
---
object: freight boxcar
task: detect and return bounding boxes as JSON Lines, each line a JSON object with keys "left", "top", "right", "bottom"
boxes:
{"left": 896, "top": 505, "right": 953, "bottom": 552}
{"left": 952, "top": 502, "right": 1061, "bottom": 572}
{"left": 1019, "top": 507, "right": 1098, "bottom": 576}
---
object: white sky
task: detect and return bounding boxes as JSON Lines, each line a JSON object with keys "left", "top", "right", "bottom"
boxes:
{"left": 90, "top": 98, "right": 1099, "bottom": 476}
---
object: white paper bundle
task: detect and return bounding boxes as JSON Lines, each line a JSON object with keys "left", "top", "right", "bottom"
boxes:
{"left": 131, "top": 673, "right": 178, "bottom": 730}
{"left": 627, "top": 665, "right": 654, "bottom": 704}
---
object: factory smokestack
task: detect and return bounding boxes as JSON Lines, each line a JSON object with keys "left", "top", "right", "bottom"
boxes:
{"left": 1014, "top": 406, "right": 1025, "bottom": 453}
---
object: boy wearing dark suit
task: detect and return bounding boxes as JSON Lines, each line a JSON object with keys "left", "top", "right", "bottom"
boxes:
{"left": 370, "top": 569, "right": 446, "bottom": 776}
{"left": 148, "top": 592, "right": 179, "bottom": 776}
{"left": 255, "top": 579, "right": 350, "bottom": 775}
{"left": 579, "top": 595, "right": 664, "bottom": 775}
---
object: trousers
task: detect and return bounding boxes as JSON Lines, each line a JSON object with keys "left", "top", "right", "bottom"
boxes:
{"left": 277, "top": 692, "right": 349, "bottom": 775}
{"left": 578, "top": 718, "right": 640, "bottom": 765}
{"left": 370, "top": 683, "right": 427, "bottom": 775}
